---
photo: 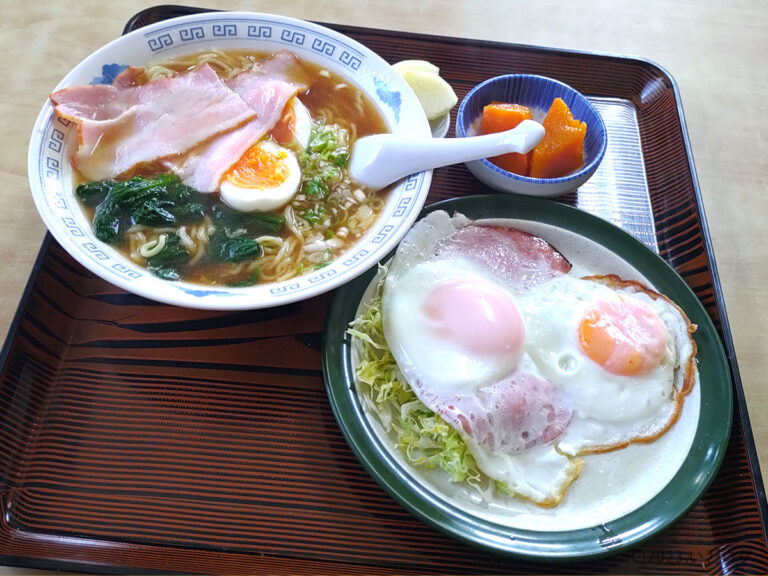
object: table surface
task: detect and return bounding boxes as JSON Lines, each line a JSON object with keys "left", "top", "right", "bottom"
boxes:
{"left": 2, "top": 0, "right": 766, "bottom": 573}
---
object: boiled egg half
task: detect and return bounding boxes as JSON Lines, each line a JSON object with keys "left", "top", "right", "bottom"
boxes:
{"left": 219, "top": 139, "right": 301, "bottom": 213}
{"left": 271, "top": 96, "right": 313, "bottom": 150}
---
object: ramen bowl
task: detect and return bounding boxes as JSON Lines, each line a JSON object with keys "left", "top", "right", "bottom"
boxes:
{"left": 28, "top": 11, "right": 432, "bottom": 310}
{"left": 455, "top": 74, "right": 607, "bottom": 196}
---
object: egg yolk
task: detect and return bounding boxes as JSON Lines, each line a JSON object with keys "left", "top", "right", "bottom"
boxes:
{"left": 578, "top": 295, "right": 667, "bottom": 376}
{"left": 225, "top": 142, "right": 290, "bottom": 189}
{"left": 424, "top": 278, "right": 525, "bottom": 358}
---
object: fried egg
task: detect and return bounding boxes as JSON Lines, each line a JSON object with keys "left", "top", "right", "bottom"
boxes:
{"left": 219, "top": 139, "right": 301, "bottom": 212}
{"left": 521, "top": 274, "right": 697, "bottom": 456}
{"left": 384, "top": 257, "right": 526, "bottom": 391}
{"left": 382, "top": 211, "right": 581, "bottom": 506}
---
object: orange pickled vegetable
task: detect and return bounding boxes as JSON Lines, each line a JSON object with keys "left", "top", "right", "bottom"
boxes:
{"left": 528, "top": 97, "right": 587, "bottom": 179}
{"left": 481, "top": 102, "right": 533, "bottom": 176}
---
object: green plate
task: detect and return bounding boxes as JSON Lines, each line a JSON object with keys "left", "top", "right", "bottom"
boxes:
{"left": 322, "top": 194, "right": 732, "bottom": 561}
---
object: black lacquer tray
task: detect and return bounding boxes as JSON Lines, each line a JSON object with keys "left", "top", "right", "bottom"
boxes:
{"left": 0, "top": 5, "right": 765, "bottom": 574}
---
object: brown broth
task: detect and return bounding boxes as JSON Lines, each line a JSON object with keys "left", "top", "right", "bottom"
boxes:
{"left": 300, "top": 63, "right": 387, "bottom": 139}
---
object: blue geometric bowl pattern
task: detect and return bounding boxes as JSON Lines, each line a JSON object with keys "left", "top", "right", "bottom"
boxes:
{"left": 456, "top": 74, "right": 607, "bottom": 191}
{"left": 28, "top": 12, "right": 431, "bottom": 309}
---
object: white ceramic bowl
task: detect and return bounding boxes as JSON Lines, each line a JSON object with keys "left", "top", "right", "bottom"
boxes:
{"left": 455, "top": 74, "right": 607, "bottom": 196}
{"left": 28, "top": 11, "right": 432, "bottom": 310}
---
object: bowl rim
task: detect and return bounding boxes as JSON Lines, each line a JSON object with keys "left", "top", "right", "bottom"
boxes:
{"left": 456, "top": 73, "right": 608, "bottom": 184}
{"left": 27, "top": 10, "right": 433, "bottom": 310}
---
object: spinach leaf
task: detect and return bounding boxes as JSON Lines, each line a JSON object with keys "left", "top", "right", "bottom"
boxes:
{"left": 76, "top": 181, "right": 111, "bottom": 206}
{"left": 210, "top": 205, "right": 284, "bottom": 237}
{"left": 133, "top": 198, "right": 176, "bottom": 226}
{"left": 173, "top": 202, "right": 206, "bottom": 223}
{"left": 92, "top": 197, "right": 123, "bottom": 244}
{"left": 79, "top": 174, "right": 208, "bottom": 246}
{"left": 109, "top": 176, "right": 167, "bottom": 209}
{"left": 227, "top": 268, "right": 261, "bottom": 287}
{"left": 145, "top": 234, "right": 189, "bottom": 281}
{"left": 146, "top": 234, "right": 189, "bottom": 267}
{"left": 149, "top": 265, "right": 182, "bottom": 281}
{"left": 210, "top": 229, "right": 261, "bottom": 263}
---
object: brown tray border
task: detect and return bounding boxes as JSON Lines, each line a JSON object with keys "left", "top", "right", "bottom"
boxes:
{"left": 0, "top": 4, "right": 764, "bottom": 573}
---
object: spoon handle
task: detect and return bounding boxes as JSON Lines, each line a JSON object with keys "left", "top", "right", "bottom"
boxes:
{"left": 349, "top": 119, "right": 545, "bottom": 190}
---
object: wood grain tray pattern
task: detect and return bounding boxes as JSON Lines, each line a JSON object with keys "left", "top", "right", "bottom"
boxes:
{"left": 0, "top": 6, "right": 766, "bottom": 574}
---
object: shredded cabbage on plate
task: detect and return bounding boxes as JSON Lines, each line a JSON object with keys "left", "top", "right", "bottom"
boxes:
{"left": 347, "top": 271, "right": 511, "bottom": 497}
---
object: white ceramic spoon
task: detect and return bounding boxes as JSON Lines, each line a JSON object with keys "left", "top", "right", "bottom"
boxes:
{"left": 348, "top": 119, "right": 545, "bottom": 191}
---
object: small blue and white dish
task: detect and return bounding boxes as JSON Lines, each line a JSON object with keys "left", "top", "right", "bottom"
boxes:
{"left": 456, "top": 74, "right": 607, "bottom": 196}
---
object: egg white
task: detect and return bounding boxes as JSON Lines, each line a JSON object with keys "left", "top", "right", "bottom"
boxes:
{"left": 466, "top": 438, "right": 583, "bottom": 507}
{"left": 284, "top": 97, "right": 312, "bottom": 149}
